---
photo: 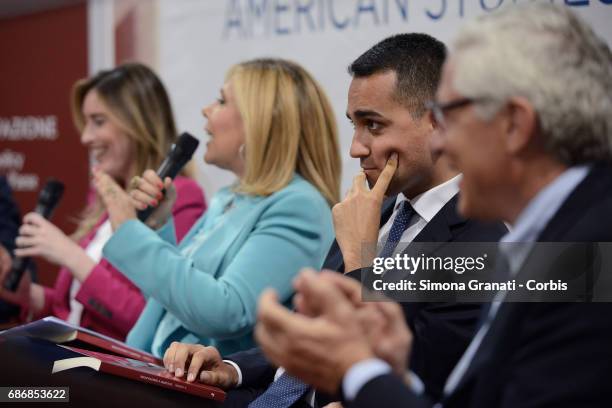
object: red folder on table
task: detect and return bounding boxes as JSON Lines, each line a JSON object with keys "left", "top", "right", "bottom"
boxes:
{"left": 0, "top": 316, "right": 161, "bottom": 364}
{"left": 52, "top": 345, "right": 226, "bottom": 402}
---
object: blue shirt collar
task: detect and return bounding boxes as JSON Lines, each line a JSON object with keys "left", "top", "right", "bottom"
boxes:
{"left": 498, "top": 164, "right": 590, "bottom": 275}
{"left": 501, "top": 165, "right": 590, "bottom": 244}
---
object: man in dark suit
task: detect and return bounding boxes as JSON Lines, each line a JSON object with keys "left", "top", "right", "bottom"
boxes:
{"left": 162, "top": 33, "right": 505, "bottom": 407}
{"left": 254, "top": 4, "right": 612, "bottom": 408}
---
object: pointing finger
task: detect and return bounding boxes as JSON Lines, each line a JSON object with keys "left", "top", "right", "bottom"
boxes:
{"left": 372, "top": 153, "right": 398, "bottom": 197}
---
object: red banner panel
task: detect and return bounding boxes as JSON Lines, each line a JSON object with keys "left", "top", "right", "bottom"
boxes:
{"left": 0, "top": 3, "right": 90, "bottom": 287}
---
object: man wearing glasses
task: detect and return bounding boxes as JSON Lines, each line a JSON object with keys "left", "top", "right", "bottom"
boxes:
{"left": 255, "top": 4, "right": 612, "bottom": 408}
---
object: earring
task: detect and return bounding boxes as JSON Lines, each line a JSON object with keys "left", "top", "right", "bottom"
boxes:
{"left": 239, "top": 144, "right": 246, "bottom": 160}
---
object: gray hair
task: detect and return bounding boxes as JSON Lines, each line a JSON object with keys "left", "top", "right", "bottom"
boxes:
{"left": 452, "top": 3, "right": 612, "bottom": 165}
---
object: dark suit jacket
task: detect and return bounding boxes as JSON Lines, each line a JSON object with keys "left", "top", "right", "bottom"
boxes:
{"left": 350, "top": 163, "right": 612, "bottom": 408}
{"left": 0, "top": 176, "right": 20, "bottom": 252}
{"left": 0, "top": 176, "right": 22, "bottom": 321}
{"left": 227, "top": 193, "right": 507, "bottom": 406}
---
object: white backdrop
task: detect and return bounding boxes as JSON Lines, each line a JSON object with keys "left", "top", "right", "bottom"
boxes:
{"left": 156, "top": 0, "right": 612, "bottom": 198}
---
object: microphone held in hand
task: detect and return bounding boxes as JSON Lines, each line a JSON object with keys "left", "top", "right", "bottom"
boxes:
{"left": 3, "top": 179, "right": 65, "bottom": 292}
{"left": 137, "top": 132, "right": 199, "bottom": 221}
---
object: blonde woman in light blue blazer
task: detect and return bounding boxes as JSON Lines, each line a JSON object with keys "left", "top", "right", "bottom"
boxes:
{"left": 94, "top": 58, "right": 341, "bottom": 357}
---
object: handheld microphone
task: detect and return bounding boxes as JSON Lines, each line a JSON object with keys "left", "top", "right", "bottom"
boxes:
{"left": 3, "top": 179, "right": 65, "bottom": 292}
{"left": 137, "top": 132, "right": 199, "bottom": 221}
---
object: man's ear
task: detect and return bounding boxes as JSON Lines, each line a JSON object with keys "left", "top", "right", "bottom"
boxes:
{"left": 504, "top": 96, "right": 538, "bottom": 155}
{"left": 425, "top": 109, "right": 437, "bottom": 131}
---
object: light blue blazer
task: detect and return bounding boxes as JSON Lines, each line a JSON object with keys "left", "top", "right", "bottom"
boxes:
{"left": 103, "top": 175, "right": 334, "bottom": 357}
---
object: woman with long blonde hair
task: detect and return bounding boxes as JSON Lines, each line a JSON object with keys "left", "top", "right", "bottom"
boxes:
{"left": 96, "top": 58, "right": 341, "bottom": 356}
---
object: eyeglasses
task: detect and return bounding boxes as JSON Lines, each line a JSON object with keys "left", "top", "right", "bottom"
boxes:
{"left": 425, "top": 98, "right": 488, "bottom": 128}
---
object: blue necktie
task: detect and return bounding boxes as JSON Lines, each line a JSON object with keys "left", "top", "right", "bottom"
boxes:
{"left": 248, "top": 372, "right": 310, "bottom": 408}
{"left": 378, "top": 201, "right": 416, "bottom": 259}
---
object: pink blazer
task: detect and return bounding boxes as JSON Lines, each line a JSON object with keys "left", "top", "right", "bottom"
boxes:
{"left": 27, "top": 176, "right": 206, "bottom": 340}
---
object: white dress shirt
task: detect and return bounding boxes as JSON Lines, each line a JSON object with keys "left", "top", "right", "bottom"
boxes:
{"left": 378, "top": 175, "right": 462, "bottom": 253}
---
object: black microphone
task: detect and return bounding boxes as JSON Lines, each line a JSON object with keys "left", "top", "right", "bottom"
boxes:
{"left": 3, "top": 179, "right": 65, "bottom": 292}
{"left": 137, "top": 132, "right": 199, "bottom": 221}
